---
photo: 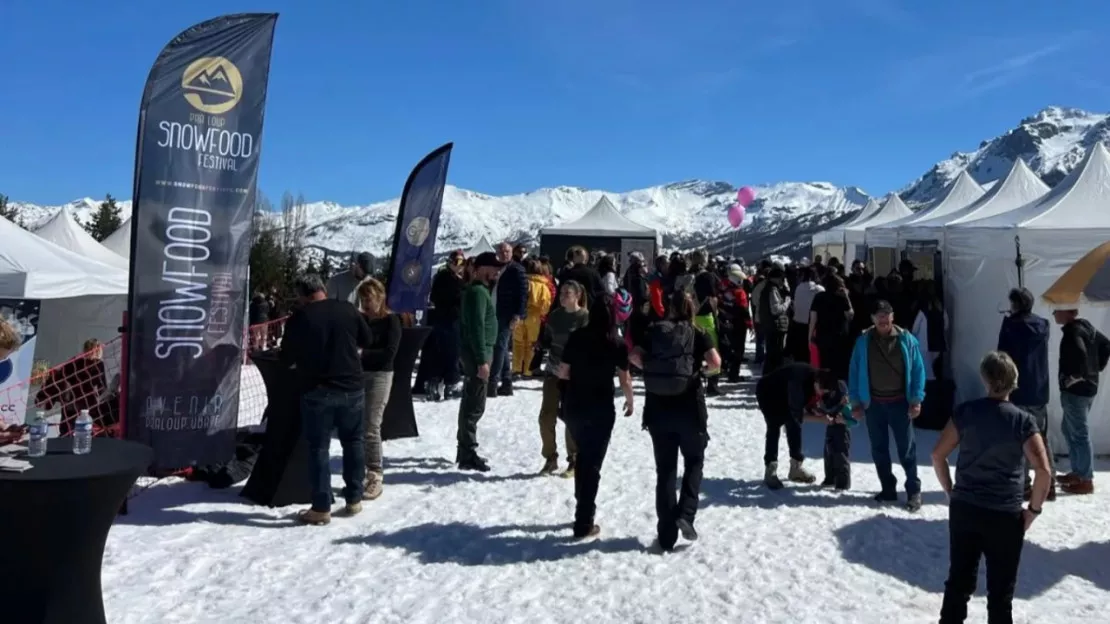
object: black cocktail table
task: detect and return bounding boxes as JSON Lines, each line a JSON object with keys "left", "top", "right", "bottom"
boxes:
{"left": 0, "top": 437, "right": 152, "bottom": 624}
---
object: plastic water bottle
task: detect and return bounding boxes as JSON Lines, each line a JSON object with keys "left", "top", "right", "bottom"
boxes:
{"left": 28, "top": 411, "right": 48, "bottom": 458}
{"left": 73, "top": 409, "right": 93, "bottom": 455}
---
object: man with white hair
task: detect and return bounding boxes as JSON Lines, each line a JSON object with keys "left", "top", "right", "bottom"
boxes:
{"left": 490, "top": 242, "right": 527, "bottom": 397}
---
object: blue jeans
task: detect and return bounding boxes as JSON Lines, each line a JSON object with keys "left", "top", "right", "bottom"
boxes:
{"left": 865, "top": 399, "right": 920, "bottom": 496}
{"left": 301, "top": 387, "right": 366, "bottom": 511}
{"left": 1060, "top": 391, "right": 1095, "bottom": 480}
{"left": 489, "top": 317, "right": 513, "bottom": 386}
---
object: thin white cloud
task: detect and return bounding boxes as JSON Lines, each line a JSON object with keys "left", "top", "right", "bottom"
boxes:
{"left": 885, "top": 32, "right": 1086, "bottom": 108}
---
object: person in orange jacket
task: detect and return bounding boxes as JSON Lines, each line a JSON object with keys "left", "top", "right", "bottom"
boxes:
{"left": 647, "top": 255, "right": 668, "bottom": 320}
{"left": 513, "top": 258, "right": 554, "bottom": 376}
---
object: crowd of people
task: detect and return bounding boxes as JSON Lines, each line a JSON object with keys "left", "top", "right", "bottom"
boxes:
{"left": 268, "top": 240, "right": 1109, "bottom": 622}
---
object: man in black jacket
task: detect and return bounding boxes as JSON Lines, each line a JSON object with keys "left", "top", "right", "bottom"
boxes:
{"left": 1053, "top": 307, "right": 1110, "bottom": 495}
{"left": 756, "top": 362, "right": 837, "bottom": 489}
{"left": 425, "top": 250, "right": 466, "bottom": 400}
{"left": 558, "top": 245, "right": 605, "bottom": 308}
{"left": 758, "top": 267, "right": 791, "bottom": 373}
{"left": 490, "top": 242, "right": 527, "bottom": 397}
{"left": 997, "top": 287, "right": 1054, "bottom": 499}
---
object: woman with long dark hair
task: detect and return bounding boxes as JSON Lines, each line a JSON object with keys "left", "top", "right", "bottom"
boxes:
{"left": 556, "top": 295, "right": 634, "bottom": 539}
{"left": 632, "top": 290, "right": 720, "bottom": 550}
{"left": 357, "top": 278, "right": 402, "bottom": 500}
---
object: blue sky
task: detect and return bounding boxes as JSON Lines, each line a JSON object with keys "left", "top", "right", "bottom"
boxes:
{"left": 1, "top": 0, "right": 1107, "bottom": 206}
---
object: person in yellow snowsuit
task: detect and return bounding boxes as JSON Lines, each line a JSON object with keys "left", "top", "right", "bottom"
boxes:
{"left": 514, "top": 258, "right": 554, "bottom": 376}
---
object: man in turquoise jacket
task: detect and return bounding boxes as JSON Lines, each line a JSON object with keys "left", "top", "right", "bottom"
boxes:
{"left": 848, "top": 300, "right": 928, "bottom": 511}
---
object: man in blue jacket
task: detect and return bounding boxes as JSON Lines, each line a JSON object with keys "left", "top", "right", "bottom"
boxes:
{"left": 490, "top": 242, "right": 527, "bottom": 397}
{"left": 997, "top": 287, "right": 1055, "bottom": 500}
{"left": 849, "top": 300, "right": 928, "bottom": 511}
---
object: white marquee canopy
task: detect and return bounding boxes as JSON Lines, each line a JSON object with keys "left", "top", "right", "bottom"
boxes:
{"left": 945, "top": 142, "right": 1110, "bottom": 452}
{"left": 33, "top": 208, "right": 129, "bottom": 269}
{"left": 864, "top": 171, "right": 985, "bottom": 249}
{"left": 101, "top": 217, "right": 132, "bottom": 258}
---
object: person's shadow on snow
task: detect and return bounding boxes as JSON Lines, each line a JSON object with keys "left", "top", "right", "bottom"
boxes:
{"left": 835, "top": 515, "right": 1110, "bottom": 598}
{"left": 333, "top": 522, "right": 643, "bottom": 565}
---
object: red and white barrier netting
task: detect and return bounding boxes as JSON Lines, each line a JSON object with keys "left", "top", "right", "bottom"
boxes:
{"left": 0, "top": 336, "right": 125, "bottom": 437}
{"left": 0, "top": 317, "right": 287, "bottom": 490}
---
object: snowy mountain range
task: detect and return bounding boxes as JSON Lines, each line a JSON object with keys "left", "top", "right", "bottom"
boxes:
{"left": 9, "top": 106, "right": 1108, "bottom": 261}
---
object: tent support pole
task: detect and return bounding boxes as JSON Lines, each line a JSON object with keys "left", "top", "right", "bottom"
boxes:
{"left": 1015, "top": 235, "right": 1025, "bottom": 289}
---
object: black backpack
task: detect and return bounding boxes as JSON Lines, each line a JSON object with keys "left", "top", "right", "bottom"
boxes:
{"left": 1096, "top": 329, "right": 1110, "bottom": 372}
{"left": 641, "top": 321, "right": 696, "bottom": 396}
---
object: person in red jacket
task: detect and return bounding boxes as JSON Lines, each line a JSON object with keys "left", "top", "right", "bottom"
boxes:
{"left": 721, "top": 265, "right": 752, "bottom": 382}
{"left": 647, "top": 255, "right": 668, "bottom": 320}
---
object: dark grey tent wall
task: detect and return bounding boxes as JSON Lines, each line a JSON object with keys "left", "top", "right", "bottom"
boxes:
{"left": 540, "top": 234, "right": 656, "bottom": 266}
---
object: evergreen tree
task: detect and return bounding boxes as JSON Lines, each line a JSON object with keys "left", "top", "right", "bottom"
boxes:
{"left": 248, "top": 226, "right": 286, "bottom": 296}
{"left": 0, "top": 193, "right": 26, "bottom": 228}
{"left": 84, "top": 194, "right": 123, "bottom": 241}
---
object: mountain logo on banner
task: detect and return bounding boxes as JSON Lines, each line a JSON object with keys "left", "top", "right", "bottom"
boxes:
{"left": 182, "top": 57, "right": 243, "bottom": 114}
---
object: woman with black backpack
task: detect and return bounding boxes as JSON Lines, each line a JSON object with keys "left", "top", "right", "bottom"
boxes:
{"left": 631, "top": 290, "right": 721, "bottom": 551}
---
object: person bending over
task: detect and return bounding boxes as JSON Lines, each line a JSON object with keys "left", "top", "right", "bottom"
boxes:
{"left": 756, "top": 362, "right": 838, "bottom": 489}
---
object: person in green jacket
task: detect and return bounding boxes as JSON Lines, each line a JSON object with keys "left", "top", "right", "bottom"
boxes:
{"left": 456, "top": 252, "right": 506, "bottom": 471}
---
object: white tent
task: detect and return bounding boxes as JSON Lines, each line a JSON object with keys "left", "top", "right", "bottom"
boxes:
{"left": 844, "top": 193, "right": 913, "bottom": 246}
{"left": 465, "top": 235, "right": 495, "bottom": 257}
{"left": 946, "top": 142, "right": 1110, "bottom": 453}
{"left": 102, "top": 217, "right": 131, "bottom": 258}
{"left": 864, "top": 171, "right": 985, "bottom": 249}
{"left": 811, "top": 198, "right": 881, "bottom": 247}
{"left": 33, "top": 207, "right": 129, "bottom": 269}
{"left": 0, "top": 215, "right": 129, "bottom": 383}
{"left": 540, "top": 196, "right": 659, "bottom": 263}
{"left": 541, "top": 196, "right": 658, "bottom": 239}
{"left": 900, "top": 158, "right": 1048, "bottom": 252}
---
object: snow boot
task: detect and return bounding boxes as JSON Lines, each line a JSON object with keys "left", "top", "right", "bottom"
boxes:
{"left": 295, "top": 509, "right": 331, "bottom": 526}
{"left": 676, "top": 518, "right": 699, "bottom": 542}
{"left": 561, "top": 459, "right": 576, "bottom": 479}
{"left": 788, "top": 459, "right": 816, "bottom": 484}
{"left": 362, "top": 471, "right": 383, "bottom": 500}
{"left": 426, "top": 379, "right": 443, "bottom": 402}
{"left": 539, "top": 457, "right": 559, "bottom": 475}
{"left": 764, "top": 462, "right": 784, "bottom": 490}
{"left": 905, "top": 493, "right": 923, "bottom": 512}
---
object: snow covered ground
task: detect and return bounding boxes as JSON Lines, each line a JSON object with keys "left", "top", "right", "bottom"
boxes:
{"left": 104, "top": 371, "right": 1110, "bottom": 624}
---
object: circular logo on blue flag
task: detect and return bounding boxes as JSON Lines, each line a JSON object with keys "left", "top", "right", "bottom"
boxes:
{"left": 401, "top": 261, "right": 423, "bottom": 286}
{"left": 405, "top": 217, "right": 431, "bottom": 247}
{"left": 0, "top": 358, "right": 12, "bottom": 386}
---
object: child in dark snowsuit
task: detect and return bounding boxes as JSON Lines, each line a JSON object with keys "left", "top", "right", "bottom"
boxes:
{"left": 814, "top": 379, "right": 855, "bottom": 490}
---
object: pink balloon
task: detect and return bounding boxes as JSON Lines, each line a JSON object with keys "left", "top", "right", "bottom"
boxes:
{"left": 727, "top": 203, "right": 745, "bottom": 228}
{"left": 736, "top": 186, "right": 756, "bottom": 208}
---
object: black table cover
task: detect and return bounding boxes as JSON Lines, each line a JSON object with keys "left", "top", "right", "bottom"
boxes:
{"left": 241, "top": 326, "right": 428, "bottom": 507}
{"left": 382, "top": 326, "right": 430, "bottom": 440}
{"left": 240, "top": 351, "right": 315, "bottom": 507}
{"left": 0, "top": 438, "right": 152, "bottom": 624}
